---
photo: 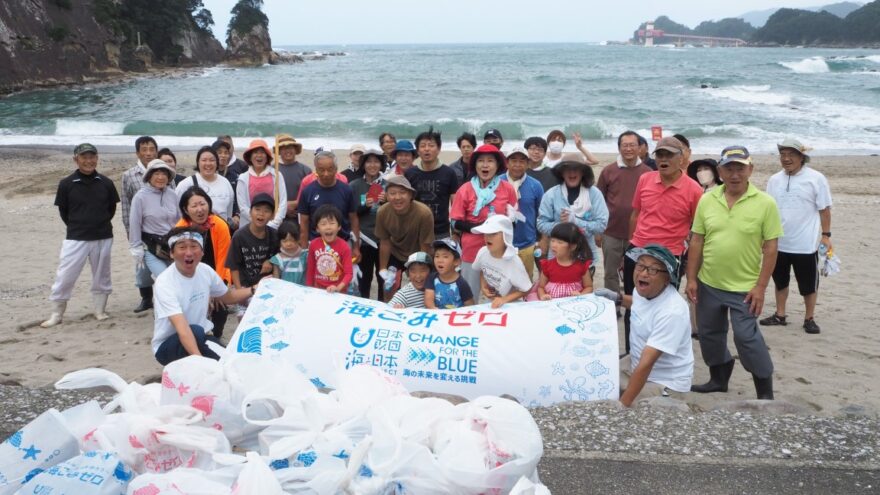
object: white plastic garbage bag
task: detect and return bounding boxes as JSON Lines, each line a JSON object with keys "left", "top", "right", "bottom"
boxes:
{"left": 15, "top": 450, "right": 133, "bottom": 495}
{"left": 55, "top": 368, "right": 160, "bottom": 414}
{"left": 0, "top": 408, "right": 80, "bottom": 495}
{"left": 510, "top": 475, "right": 552, "bottom": 495}
{"left": 231, "top": 451, "right": 283, "bottom": 495}
{"left": 126, "top": 468, "right": 236, "bottom": 495}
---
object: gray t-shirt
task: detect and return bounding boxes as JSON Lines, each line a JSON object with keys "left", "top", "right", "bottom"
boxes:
{"left": 279, "top": 161, "right": 311, "bottom": 206}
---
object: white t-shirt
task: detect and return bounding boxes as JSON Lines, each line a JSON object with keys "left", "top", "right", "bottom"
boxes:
{"left": 766, "top": 166, "right": 832, "bottom": 254}
{"left": 630, "top": 284, "right": 693, "bottom": 393}
{"left": 472, "top": 246, "right": 533, "bottom": 297}
{"left": 152, "top": 263, "right": 228, "bottom": 354}
{"left": 175, "top": 174, "right": 235, "bottom": 222}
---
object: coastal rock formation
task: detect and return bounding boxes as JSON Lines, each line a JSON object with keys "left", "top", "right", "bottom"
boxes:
{"left": 174, "top": 25, "right": 225, "bottom": 66}
{"left": 225, "top": 22, "right": 273, "bottom": 66}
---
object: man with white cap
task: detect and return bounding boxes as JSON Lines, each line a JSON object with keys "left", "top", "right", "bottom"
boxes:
{"left": 41, "top": 143, "right": 120, "bottom": 327}
{"left": 761, "top": 139, "right": 832, "bottom": 335}
{"left": 501, "top": 146, "right": 544, "bottom": 279}
{"left": 472, "top": 215, "right": 533, "bottom": 308}
{"left": 686, "top": 145, "right": 783, "bottom": 400}
{"left": 152, "top": 226, "right": 255, "bottom": 365}
{"left": 596, "top": 244, "right": 694, "bottom": 407}
{"left": 343, "top": 144, "right": 366, "bottom": 183}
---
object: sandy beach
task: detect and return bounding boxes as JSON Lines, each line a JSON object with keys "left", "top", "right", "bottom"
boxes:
{"left": 0, "top": 145, "right": 877, "bottom": 416}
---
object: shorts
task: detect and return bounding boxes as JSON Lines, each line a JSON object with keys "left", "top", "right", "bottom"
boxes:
{"left": 772, "top": 251, "right": 819, "bottom": 296}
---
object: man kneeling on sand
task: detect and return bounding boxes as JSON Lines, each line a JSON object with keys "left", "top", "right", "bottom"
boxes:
{"left": 597, "top": 245, "right": 694, "bottom": 407}
{"left": 151, "top": 227, "right": 254, "bottom": 365}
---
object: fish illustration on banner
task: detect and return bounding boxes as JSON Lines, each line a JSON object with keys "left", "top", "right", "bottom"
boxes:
{"left": 228, "top": 279, "right": 619, "bottom": 406}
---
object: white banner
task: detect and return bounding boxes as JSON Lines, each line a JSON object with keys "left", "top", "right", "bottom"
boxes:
{"left": 229, "top": 279, "right": 619, "bottom": 407}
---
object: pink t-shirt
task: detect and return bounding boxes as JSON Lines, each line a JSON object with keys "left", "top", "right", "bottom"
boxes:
{"left": 630, "top": 171, "right": 703, "bottom": 255}
{"left": 450, "top": 180, "right": 518, "bottom": 262}
{"left": 248, "top": 173, "right": 275, "bottom": 202}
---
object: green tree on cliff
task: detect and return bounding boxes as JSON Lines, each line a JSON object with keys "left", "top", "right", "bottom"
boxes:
{"left": 227, "top": 0, "right": 269, "bottom": 43}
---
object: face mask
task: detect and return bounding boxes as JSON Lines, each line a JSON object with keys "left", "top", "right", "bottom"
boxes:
{"left": 548, "top": 141, "right": 564, "bottom": 154}
{"left": 696, "top": 169, "right": 715, "bottom": 186}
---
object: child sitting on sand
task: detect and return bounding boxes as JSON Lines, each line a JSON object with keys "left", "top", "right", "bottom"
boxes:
{"left": 270, "top": 220, "right": 307, "bottom": 285}
{"left": 306, "top": 204, "right": 353, "bottom": 293}
{"left": 472, "top": 215, "right": 533, "bottom": 308}
{"left": 425, "top": 239, "right": 475, "bottom": 309}
{"left": 533, "top": 222, "right": 593, "bottom": 300}
{"left": 389, "top": 252, "right": 432, "bottom": 308}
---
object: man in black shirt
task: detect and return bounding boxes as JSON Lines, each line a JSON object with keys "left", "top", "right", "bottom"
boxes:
{"left": 406, "top": 127, "right": 460, "bottom": 239}
{"left": 41, "top": 143, "right": 120, "bottom": 327}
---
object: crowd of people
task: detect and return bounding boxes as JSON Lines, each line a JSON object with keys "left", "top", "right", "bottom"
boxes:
{"left": 39, "top": 127, "right": 833, "bottom": 406}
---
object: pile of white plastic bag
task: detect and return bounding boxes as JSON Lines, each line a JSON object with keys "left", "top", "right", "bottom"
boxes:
{"left": 0, "top": 354, "right": 550, "bottom": 494}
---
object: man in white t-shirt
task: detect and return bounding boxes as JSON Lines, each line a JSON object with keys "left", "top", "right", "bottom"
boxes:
{"left": 761, "top": 139, "right": 832, "bottom": 335}
{"left": 152, "top": 227, "right": 255, "bottom": 365}
{"left": 596, "top": 244, "right": 693, "bottom": 407}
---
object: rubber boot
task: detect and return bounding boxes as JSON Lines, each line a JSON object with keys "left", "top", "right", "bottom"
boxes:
{"left": 691, "top": 359, "right": 735, "bottom": 393}
{"left": 93, "top": 293, "right": 109, "bottom": 321}
{"left": 40, "top": 301, "right": 67, "bottom": 328}
{"left": 753, "top": 374, "right": 774, "bottom": 400}
{"left": 133, "top": 287, "right": 153, "bottom": 313}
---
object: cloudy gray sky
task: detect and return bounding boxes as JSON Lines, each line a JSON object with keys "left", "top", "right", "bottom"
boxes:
{"left": 203, "top": 0, "right": 836, "bottom": 45}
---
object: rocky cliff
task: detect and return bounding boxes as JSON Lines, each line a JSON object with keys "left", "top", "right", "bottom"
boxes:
{"left": 0, "top": 0, "right": 224, "bottom": 94}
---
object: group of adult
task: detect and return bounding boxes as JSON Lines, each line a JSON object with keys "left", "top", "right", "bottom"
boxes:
{"left": 39, "top": 127, "right": 832, "bottom": 406}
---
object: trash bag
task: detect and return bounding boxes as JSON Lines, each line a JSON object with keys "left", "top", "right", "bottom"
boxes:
{"left": 125, "top": 467, "right": 236, "bottom": 495}
{"left": 16, "top": 450, "right": 133, "bottom": 495}
{"left": 0, "top": 408, "right": 80, "bottom": 495}
{"left": 231, "top": 452, "right": 283, "bottom": 495}
{"left": 510, "top": 475, "right": 552, "bottom": 495}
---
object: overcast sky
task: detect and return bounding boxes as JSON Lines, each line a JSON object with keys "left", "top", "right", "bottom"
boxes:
{"left": 203, "top": 0, "right": 833, "bottom": 45}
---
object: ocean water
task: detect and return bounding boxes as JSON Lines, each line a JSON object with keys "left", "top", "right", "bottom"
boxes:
{"left": 1, "top": 44, "right": 879, "bottom": 155}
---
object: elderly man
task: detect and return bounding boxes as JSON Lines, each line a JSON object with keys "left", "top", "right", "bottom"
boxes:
{"left": 152, "top": 227, "right": 254, "bottom": 365}
{"left": 297, "top": 151, "right": 361, "bottom": 262}
{"left": 41, "top": 144, "right": 120, "bottom": 327}
{"left": 761, "top": 139, "right": 832, "bottom": 335}
{"left": 596, "top": 131, "right": 650, "bottom": 294}
{"left": 406, "top": 127, "right": 459, "bottom": 240}
{"left": 623, "top": 136, "right": 703, "bottom": 354}
{"left": 597, "top": 244, "right": 694, "bottom": 407}
{"left": 275, "top": 134, "right": 309, "bottom": 220}
{"left": 375, "top": 175, "right": 435, "bottom": 301}
{"left": 121, "top": 136, "right": 158, "bottom": 313}
{"left": 500, "top": 147, "right": 544, "bottom": 279}
{"left": 687, "top": 146, "right": 783, "bottom": 400}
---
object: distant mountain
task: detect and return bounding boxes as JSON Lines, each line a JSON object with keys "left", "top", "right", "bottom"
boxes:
{"left": 739, "top": 2, "right": 863, "bottom": 28}
{"left": 752, "top": 0, "right": 880, "bottom": 45}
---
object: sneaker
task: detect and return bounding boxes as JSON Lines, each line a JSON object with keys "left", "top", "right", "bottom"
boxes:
{"left": 803, "top": 318, "right": 821, "bottom": 334}
{"left": 759, "top": 313, "right": 787, "bottom": 326}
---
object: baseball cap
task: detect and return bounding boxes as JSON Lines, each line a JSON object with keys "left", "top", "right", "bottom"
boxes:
{"left": 654, "top": 136, "right": 685, "bottom": 155}
{"left": 777, "top": 138, "right": 811, "bottom": 163}
{"left": 484, "top": 129, "right": 503, "bottom": 140}
{"left": 626, "top": 244, "right": 680, "bottom": 287}
{"left": 405, "top": 251, "right": 433, "bottom": 269}
{"left": 251, "top": 192, "right": 276, "bottom": 210}
{"left": 506, "top": 146, "right": 528, "bottom": 160}
{"left": 718, "top": 145, "right": 752, "bottom": 167}
{"left": 432, "top": 238, "right": 461, "bottom": 258}
{"left": 74, "top": 143, "right": 98, "bottom": 155}
{"left": 384, "top": 174, "right": 415, "bottom": 193}
{"left": 349, "top": 144, "right": 366, "bottom": 154}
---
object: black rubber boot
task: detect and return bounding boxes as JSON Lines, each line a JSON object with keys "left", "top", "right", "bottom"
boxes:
{"left": 133, "top": 287, "right": 153, "bottom": 313}
{"left": 691, "top": 359, "right": 735, "bottom": 393}
{"left": 753, "top": 374, "right": 774, "bottom": 400}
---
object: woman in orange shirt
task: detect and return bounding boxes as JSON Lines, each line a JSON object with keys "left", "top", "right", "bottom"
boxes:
{"left": 176, "top": 187, "right": 232, "bottom": 338}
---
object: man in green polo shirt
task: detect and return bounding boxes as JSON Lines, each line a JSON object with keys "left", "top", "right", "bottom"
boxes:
{"left": 685, "top": 145, "right": 783, "bottom": 400}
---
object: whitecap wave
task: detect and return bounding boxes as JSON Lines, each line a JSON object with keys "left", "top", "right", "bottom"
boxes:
{"left": 54, "top": 119, "right": 126, "bottom": 136}
{"left": 780, "top": 57, "right": 830, "bottom": 74}
{"left": 704, "top": 85, "right": 793, "bottom": 106}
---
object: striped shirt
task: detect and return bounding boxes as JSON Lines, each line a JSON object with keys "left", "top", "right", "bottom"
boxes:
{"left": 389, "top": 282, "right": 426, "bottom": 308}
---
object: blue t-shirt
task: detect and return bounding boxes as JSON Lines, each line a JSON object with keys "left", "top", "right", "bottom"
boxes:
{"left": 425, "top": 273, "right": 474, "bottom": 309}
{"left": 297, "top": 180, "right": 357, "bottom": 240}
{"left": 500, "top": 173, "right": 544, "bottom": 248}
{"left": 269, "top": 251, "right": 308, "bottom": 285}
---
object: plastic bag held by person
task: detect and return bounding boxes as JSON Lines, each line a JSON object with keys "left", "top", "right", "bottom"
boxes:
{"left": 16, "top": 450, "right": 133, "bottom": 495}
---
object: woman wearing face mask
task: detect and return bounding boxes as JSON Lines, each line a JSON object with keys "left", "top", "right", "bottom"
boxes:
{"left": 175, "top": 187, "right": 232, "bottom": 338}
{"left": 544, "top": 129, "right": 599, "bottom": 168}
{"left": 687, "top": 158, "right": 723, "bottom": 193}
{"left": 175, "top": 146, "right": 235, "bottom": 227}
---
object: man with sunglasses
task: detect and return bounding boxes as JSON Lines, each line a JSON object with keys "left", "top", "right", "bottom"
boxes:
{"left": 686, "top": 146, "right": 783, "bottom": 400}
{"left": 596, "top": 244, "right": 694, "bottom": 407}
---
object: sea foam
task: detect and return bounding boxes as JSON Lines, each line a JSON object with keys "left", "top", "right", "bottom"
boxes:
{"left": 780, "top": 57, "right": 830, "bottom": 74}
{"left": 54, "top": 119, "right": 126, "bottom": 136}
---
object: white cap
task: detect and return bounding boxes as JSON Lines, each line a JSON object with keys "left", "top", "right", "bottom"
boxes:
{"left": 472, "top": 215, "right": 517, "bottom": 258}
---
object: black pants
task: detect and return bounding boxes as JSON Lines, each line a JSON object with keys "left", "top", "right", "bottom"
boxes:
{"left": 210, "top": 306, "right": 228, "bottom": 340}
{"left": 358, "top": 243, "right": 383, "bottom": 300}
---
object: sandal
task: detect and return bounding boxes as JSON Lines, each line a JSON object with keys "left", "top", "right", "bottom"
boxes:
{"left": 759, "top": 313, "right": 788, "bottom": 326}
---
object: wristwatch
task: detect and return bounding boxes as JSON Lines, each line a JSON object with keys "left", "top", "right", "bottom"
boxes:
{"left": 822, "top": 232, "right": 831, "bottom": 237}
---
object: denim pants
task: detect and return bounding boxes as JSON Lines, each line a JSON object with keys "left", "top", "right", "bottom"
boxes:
{"left": 154, "top": 324, "right": 222, "bottom": 365}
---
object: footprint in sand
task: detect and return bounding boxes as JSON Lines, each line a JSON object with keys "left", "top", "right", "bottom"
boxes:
{"left": 35, "top": 353, "right": 64, "bottom": 362}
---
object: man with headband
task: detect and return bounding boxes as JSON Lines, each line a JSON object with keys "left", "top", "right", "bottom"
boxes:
{"left": 151, "top": 226, "right": 255, "bottom": 364}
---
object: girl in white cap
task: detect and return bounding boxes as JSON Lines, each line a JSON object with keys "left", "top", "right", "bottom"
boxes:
{"left": 472, "top": 215, "right": 532, "bottom": 308}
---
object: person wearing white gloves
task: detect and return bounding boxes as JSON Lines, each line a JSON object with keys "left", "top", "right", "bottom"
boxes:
{"left": 41, "top": 144, "right": 120, "bottom": 327}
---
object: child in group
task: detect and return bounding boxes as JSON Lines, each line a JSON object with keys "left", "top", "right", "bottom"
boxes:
{"left": 270, "top": 220, "right": 307, "bottom": 285}
{"left": 425, "top": 239, "right": 475, "bottom": 309}
{"left": 389, "top": 252, "right": 432, "bottom": 308}
{"left": 226, "top": 193, "right": 279, "bottom": 316}
{"left": 534, "top": 222, "right": 593, "bottom": 300}
{"left": 306, "top": 204, "right": 353, "bottom": 293}
{"left": 472, "top": 215, "right": 533, "bottom": 308}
